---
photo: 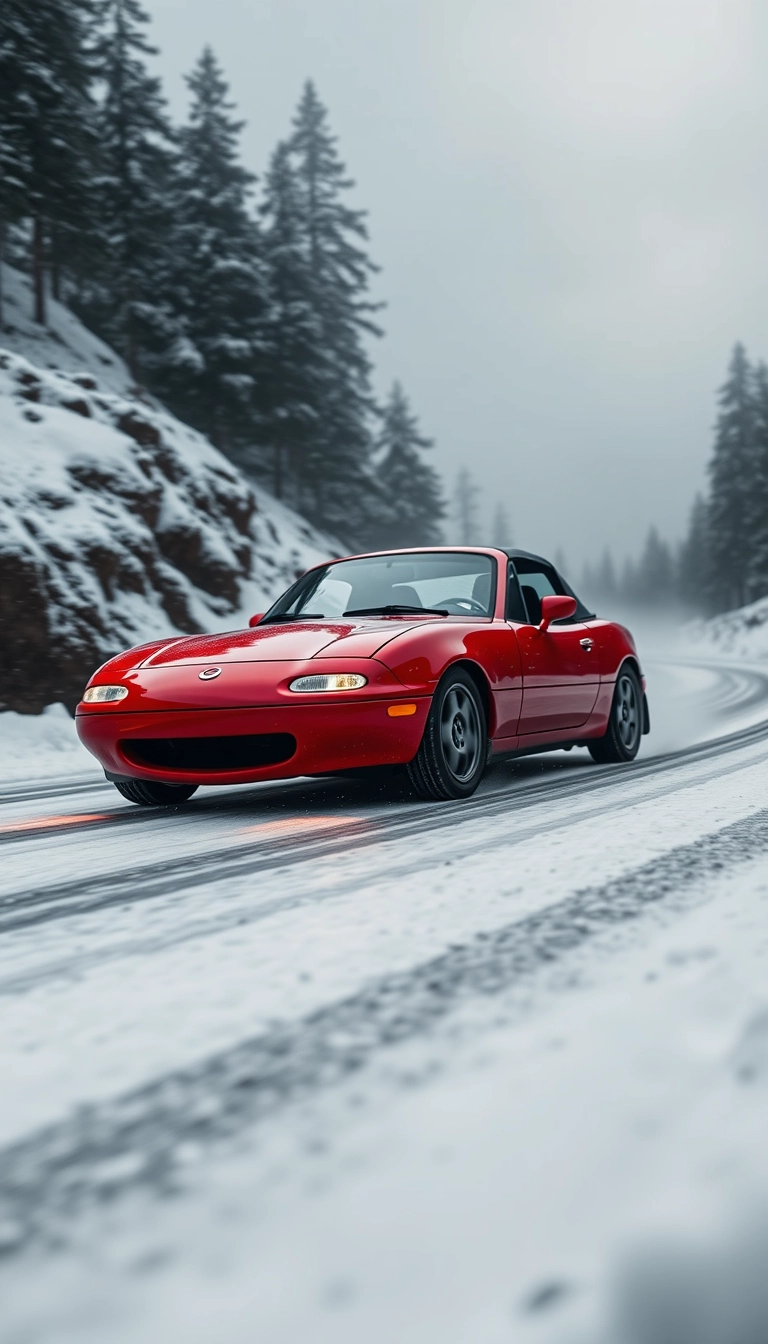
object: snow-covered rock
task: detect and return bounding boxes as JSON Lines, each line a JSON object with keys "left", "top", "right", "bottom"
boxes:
{"left": 686, "top": 595, "right": 768, "bottom": 661}
{"left": 0, "top": 266, "right": 340, "bottom": 713}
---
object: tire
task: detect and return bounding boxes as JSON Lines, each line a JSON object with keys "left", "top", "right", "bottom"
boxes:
{"left": 588, "top": 666, "right": 642, "bottom": 764}
{"left": 113, "top": 779, "right": 199, "bottom": 806}
{"left": 407, "top": 669, "right": 487, "bottom": 801}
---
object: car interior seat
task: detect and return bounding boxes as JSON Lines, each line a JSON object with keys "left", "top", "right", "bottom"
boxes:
{"left": 471, "top": 572, "right": 492, "bottom": 611}
{"left": 520, "top": 584, "right": 542, "bottom": 625}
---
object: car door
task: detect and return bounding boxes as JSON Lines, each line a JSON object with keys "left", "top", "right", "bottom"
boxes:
{"left": 511, "top": 562, "right": 600, "bottom": 734}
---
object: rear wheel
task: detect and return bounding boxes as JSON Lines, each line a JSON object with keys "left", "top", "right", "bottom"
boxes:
{"left": 407, "top": 669, "right": 487, "bottom": 801}
{"left": 588, "top": 667, "right": 642, "bottom": 764}
{"left": 113, "top": 779, "right": 199, "bottom": 806}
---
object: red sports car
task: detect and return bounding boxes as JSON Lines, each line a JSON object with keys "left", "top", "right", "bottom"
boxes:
{"left": 76, "top": 547, "right": 649, "bottom": 806}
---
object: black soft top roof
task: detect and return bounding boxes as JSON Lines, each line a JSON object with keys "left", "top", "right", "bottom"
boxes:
{"left": 503, "top": 548, "right": 595, "bottom": 619}
{"left": 502, "top": 548, "right": 552, "bottom": 568}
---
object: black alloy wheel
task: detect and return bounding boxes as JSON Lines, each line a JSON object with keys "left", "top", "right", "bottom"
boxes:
{"left": 113, "top": 779, "right": 199, "bottom": 806}
{"left": 588, "top": 666, "right": 642, "bottom": 764}
{"left": 407, "top": 669, "right": 487, "bottom": 800}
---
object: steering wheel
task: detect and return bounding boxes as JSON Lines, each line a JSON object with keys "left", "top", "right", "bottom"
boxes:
{"left": 440, "top": 596, "right": 487, "bottom": 614}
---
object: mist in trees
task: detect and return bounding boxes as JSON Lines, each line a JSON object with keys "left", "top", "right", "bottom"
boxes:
{"left": 453, "top": 468, "right": 481, "bottom": 545}
{"left": 491, "top": 503, "right": 513, "bottom": 549}
{"left": 676, "top": 342, "right": 768, "bottom": 615}
{"left": 582, "top": 343, "right": 768, "bottom": 618}
{"left": 0, "top": 1, "right": 445, "bottom": 551}
{"left": 583, "top": 525, "right": 699, "bottom": 614}
{"left": 367, "top": 383, "right": 444, "bottom": 549}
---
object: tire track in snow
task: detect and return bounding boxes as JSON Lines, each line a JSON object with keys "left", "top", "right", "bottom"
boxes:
{"left": 4, "top": 708, "right": 768, "bottom": 937}
{"left": 3, "top": 806, "right": 768, "bottom": 1256}
{"left": 2, "top": 729, "right": 767, "bottom": 998}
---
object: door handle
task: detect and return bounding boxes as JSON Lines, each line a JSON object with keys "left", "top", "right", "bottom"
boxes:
{"left": 580, "top": 638, "right": 594, "bottom": 650}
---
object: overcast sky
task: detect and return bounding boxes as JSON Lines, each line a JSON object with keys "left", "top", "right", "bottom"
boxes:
{"left": 148, "top": 0, "right": 768, "bottom": 572}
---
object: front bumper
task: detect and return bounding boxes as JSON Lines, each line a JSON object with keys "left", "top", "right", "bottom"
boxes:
{"left": 76, "top": 698, "right": 431, "bottom": 786}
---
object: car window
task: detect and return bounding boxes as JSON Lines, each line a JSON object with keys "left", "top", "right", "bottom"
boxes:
{"left": 264, "top": 552, "right": 497, "bottom": 620}
{"left": 506, "top": 566, "right": 528, "bottom": 623}
{"left": 519, "top": 569, "right": 559, "bottom": 602}
{"left": 514, "top": 564, "right": 556, "bottom": 626}
{"left": 510, "top": 557, "right": 594, "bottom": 625}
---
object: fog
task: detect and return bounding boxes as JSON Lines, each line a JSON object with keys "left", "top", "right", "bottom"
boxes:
{"left": 144, "top": 0, "right": 768, "bottom": 566}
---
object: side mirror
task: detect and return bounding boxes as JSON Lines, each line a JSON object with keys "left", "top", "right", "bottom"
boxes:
{"left": 537, "top": 594, "right": 576, "bottom": 633}
{"left": 248, "top": 613, "right": 264, "bottom": 628}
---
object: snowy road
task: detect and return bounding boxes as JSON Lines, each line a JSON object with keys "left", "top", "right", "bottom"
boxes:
{"left": 4, "top": 656, "right": 768, "bottom": 1343}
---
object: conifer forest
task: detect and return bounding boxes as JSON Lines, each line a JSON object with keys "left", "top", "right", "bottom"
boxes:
{"left": 0, "top": 0, "right": 445, "bottom": 551}
{"left": 0, "top": 0, "right": 762, "bottom": 610}
{"left": 580, "top": 342, "right": 768, "bottom": 617}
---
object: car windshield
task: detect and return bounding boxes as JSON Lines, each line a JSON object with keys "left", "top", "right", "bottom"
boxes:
{"left": 263, "top": 553, "right": 496, "bottom": 621}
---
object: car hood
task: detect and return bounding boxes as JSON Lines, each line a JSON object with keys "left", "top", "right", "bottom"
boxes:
{"left": 139, "top": 618, "right": 435, "bottom": 667}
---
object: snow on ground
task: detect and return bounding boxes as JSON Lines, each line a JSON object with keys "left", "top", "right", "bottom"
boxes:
{"left": 4, "top": 737, "right": 768, "bottom": 1148}
{"left": 0, "top": 703, "right": 98, "bottom": 784}
{"left": 0, "top": 264, "right": 134, "bottom": 396}
{"left": 3, "top": 722, "right": 768, "bottom": 1342}
{"left": 686, "top": 594, "right": 768, "bottom": 661}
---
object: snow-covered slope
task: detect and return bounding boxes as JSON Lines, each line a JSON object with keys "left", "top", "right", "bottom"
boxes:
{"left": 0, "top": 266, "right": 340, "bottom": 714}
{"left": 0, "top": 264, "right": 134, "bottom": 396}
{"left": 686, "top": 595, "right": 768, "bottom": 661}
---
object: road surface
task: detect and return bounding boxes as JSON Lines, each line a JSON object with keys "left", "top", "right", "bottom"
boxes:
{"left": 3, "top": 656, "right": 768, "bottom": 1343}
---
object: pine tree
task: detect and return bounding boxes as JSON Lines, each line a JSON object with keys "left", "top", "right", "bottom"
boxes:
{"left": 677, "top": 493, "right": 709, "bottom": 610}
{"left": 161, "top": 46, "right": 265, "bottom": 451}
{"left": 454, "top": 467, "right": 481, "bottom": 544}
{"left": 0, "top": 0, "right": 98, "bottom": 324}
{"left": 286, "top": 81, "right": 382, "bottom": 541}
{"left": 707, "top": 343, "right": 755, "bottom": 611}
{"left": 492, "top": 503, "right": 513, "bottom": 548}
{"left": 633, "top": 526, "right": 674, "bottom": 607}
{"left": 0, "top": 2, "right": 29, "bottom": 323}
{"left": 746, "top": 362, "right": 768, "bottom": 601}
{"left": 596, "top": 548, "right": 617, "bottom": 602}
{"left": 581, "top": 560, "right": 596, "bottom": 601}
{"left": 367, "top": 383, "right": 444, "bottom": 548}
{"left": 80, "top": 0, "right": 176, "bottom": 380}
{"left": 258, "top": 139, "right": 324, "bottom": 500}
{"left": 620, "top": 556, "right": 638, "bottom": 606}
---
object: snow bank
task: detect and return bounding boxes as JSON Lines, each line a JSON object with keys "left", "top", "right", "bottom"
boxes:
{"left": 0, "top": 704, "right": 97, "bottom": 783}
{"left": 686, "top": 595, "right": 768, "bottom": 661}
{"left": 0, "top": 267, "right": 340, "bottom": 713}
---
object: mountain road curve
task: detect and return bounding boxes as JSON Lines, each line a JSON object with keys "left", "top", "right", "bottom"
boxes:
{"left": 4, "top": 652, "right": 768, "bottom": 1343}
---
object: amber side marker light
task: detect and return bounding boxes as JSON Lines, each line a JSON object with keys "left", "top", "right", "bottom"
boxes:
{"left": 388, "top": 704, "right": 417, "bottom": 717}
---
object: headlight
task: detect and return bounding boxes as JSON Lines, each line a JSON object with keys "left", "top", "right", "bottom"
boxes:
{"left": 289, "top": 673, "right": 368, "bottom": 693}
{"left": 82, "top": 684, "right": 129, "bottom": 703}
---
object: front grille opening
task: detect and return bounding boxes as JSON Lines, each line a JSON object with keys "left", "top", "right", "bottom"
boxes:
{"left": 121, "top": 734, "right": 297, "bottom": 773}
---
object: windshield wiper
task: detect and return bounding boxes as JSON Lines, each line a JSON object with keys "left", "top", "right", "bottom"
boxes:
{"left": 259, "top": 612, "right": 326, "bottom": 624}
{"left": 344, "top": 604, "right": 449, "bottom": 617}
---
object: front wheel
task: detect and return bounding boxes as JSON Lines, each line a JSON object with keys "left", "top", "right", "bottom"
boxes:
{"left": 407, "top": 669, "right": 487, "bottom": 801}
{"left": 588, "top": 667, "right": 642, "bottom": 764}
{"left": 114, "top": 779, "right": 199, "bottom": 806}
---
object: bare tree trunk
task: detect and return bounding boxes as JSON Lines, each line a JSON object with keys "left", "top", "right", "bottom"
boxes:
{"left": 125, "top": 276, "right": 139, "bottom": 385}
{"left": 0, "top": 216, "right": 5, "bottom": 329}
{"left": 51, "top": 224, "right": 61, "bottom": 302}
{"left": 32, "top": 217, "right": 46, "bottom": 325}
